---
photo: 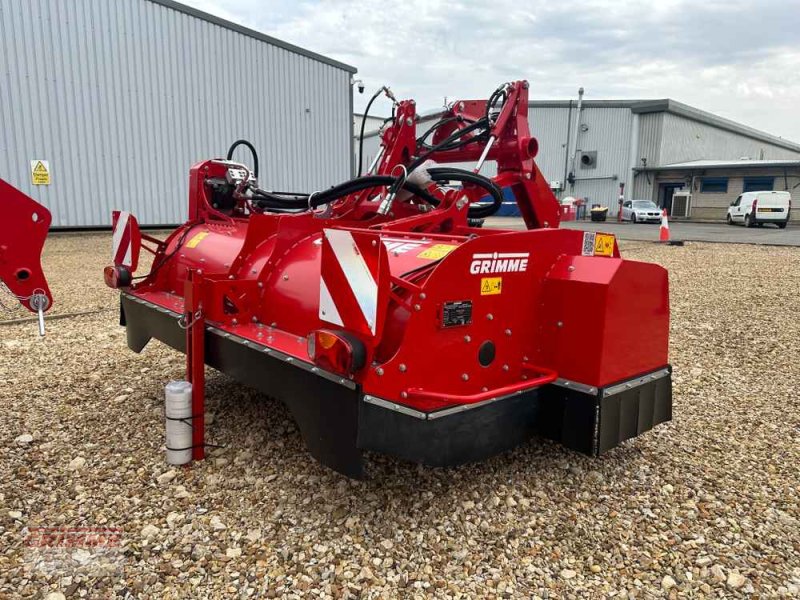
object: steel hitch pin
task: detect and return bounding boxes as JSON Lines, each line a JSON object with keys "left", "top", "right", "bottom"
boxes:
{"left": 30, "top": 293, "right": 49, "bottom": 337}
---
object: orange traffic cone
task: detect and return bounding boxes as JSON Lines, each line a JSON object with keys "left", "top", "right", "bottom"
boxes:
{"left": 659, "top": 209, "right": 670, "bottom": 242}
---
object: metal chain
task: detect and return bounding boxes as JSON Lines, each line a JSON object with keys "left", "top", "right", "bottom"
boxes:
{"left": 0, "top": 282, "right": 45, "bottom": 312}
{"left": 177, "top": 310, "right": 203, "bottom": 330}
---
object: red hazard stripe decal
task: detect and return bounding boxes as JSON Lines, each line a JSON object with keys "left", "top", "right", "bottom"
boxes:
{"left": 112, "top": 211, "right": 133, "bottom": 267}
{"left": 319, "top": 229, "right": 379, "bottom": 335}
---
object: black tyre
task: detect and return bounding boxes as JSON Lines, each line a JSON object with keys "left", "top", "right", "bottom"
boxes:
{"left": 726, "top": 214, "right": 733, "bottom": 225}
{"left": 778, "top": 220, "right": 788, "bottom": 229}
{"left": 631, "top": 214, "right": 637, "bottom": 224}
{"left": 745, "top": 213, "right": 754, "bottom": 228}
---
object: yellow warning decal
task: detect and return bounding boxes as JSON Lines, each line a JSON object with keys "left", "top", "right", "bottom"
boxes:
{"left": 30, "top": 160, "right": 50, "bottom": 185}
{"left": 186, "top": 231, "right": 209, "bottom": 249}
{"left": 480, "top": 277, "right": 503, "bottom": 295}
{"left": 594, "top": 233, "right": 615, "bottom": 257}
{"left": 417, "top": 244, "right": 457, "bottom": 260}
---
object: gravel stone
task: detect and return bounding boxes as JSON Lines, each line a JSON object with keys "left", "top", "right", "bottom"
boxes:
{"left": 141, "top": 524, "right": 160, "bottom": 538}
{"left": 727, "top": 571, "right": 747, "bottom": 589}
{"left": 2, "top": 234, "right": 799, "bottom": 597}
{"left": 710, "top": 565, "right": 726, "bottom": 582}
{"left": 67, "top": 456, "right": 86, "bottom": 471}
{"left": 14, "top": 433, "right": 33, "bottom": 445}
{"left": 560, "top": 569, "right": 577, "bottom": 579}
{"left": 156, "top": 469, "right": 177, "bottom": 484}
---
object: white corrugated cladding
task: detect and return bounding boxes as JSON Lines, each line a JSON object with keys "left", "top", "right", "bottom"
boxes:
{"left": 0, "top": 0, "right": 356, "bottom": 227}
{"left": 659, "top": 112, "right": 800, "bottom": 165}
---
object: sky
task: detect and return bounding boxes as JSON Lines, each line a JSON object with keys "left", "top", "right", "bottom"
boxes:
{"left": 182, "top": 0, "right": 800, "bottom": 141}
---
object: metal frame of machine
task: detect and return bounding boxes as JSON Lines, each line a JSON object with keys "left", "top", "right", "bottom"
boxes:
{"left": 94, "top": 80, "right": 669, "bottom": 477}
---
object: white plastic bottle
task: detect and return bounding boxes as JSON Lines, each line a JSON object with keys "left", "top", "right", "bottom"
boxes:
{"left": 165, "top": 380, "right": 193, "bottom": 465}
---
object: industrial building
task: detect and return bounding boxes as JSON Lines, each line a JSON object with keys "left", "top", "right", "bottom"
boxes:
{"left": 0, "top": 0, "right": 356, "bottom": 227}
{"left": 358, "top": 98, "right": 800, "bottom": 220}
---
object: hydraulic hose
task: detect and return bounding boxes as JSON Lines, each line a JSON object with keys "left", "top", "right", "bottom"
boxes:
{"left": 417, "top": 116, "right": 470, "bottom": 151}
{"left": 358, "top": 87, "right": 397, "bottom": 176}
{"left": 408, "top": 118, "right": 490, "bottom": 174}
{"left": 485, "top": 83, "right": 509, "bottom": 122}
{"left": 252, "top": 168, "right": 502, "bottom": 218}
{"left": 427, "top": 167, "right": 504, "bottom": 219}
{"left": 310, "top": 175, "right": 441, "bottom": 208}
{"left": 251, "top": 175, "right": 441, "bottom": 212}
{"left": 226, "top": 140, "right": 259, "bottom": 179}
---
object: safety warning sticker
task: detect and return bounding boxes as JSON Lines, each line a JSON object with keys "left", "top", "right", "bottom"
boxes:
{"left": 30, "top": 160, "right": 50, "bottom": 185}
{"left": 594, "top": 233, "right": 615, "bottom": 257}
{"left": 417, "top": 244, "right": 457, "bottom": 260}
{"left": 186, "top": 231, "right": 209, "bottom": 249}
{"left": 480, "top": 277, "right": 503, "bottom": 295}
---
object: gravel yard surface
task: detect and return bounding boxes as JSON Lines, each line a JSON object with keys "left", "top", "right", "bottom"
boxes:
{"left": 2, "top": 234, "right": 799, "bottom": 598}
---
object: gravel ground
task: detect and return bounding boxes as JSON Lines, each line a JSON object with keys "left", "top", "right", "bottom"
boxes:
{"left": 1, "top": 234, "right": 799, "bottom": 598}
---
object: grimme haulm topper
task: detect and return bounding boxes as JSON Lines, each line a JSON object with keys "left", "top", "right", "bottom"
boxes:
{"left": 4, "top": 81, "right": 671, "bottom": 478}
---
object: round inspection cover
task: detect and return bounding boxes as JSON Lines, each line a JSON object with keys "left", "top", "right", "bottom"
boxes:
{"left": 478, "top": 340, "right": 496, "bottom": 367}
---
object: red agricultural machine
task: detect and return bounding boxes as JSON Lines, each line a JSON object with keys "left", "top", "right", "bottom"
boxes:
{"left": 103, "top": 81, "right": 671, "bottom": 477}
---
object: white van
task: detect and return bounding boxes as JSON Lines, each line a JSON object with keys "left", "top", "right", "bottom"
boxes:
{"left": 727, "top": 191, "right": 791, "bottom": 228}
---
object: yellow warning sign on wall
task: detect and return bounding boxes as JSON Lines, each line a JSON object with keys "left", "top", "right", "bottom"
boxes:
{"left": 30, "top": 160, "right": 51, "bottom": 185}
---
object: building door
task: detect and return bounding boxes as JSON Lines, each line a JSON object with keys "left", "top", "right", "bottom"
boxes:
{"left": 659, "top": 183, "right": 684, "bottom": 216}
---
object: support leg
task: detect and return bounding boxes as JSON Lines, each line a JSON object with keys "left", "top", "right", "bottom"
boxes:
{"left": 184, "top": 270, "right": 206, "bottom": 461}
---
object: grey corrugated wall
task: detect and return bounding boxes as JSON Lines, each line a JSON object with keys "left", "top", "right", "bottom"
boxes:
{"left": 631, "top": 113, "right": 664, "bottom": 200}
{"left": 0, "top": 0, "right": 355, "bottom": 227}
{"left": 659, "top": 113, "right": 800, "bottom": 165}
{"left": 568, "top": 106, "right": 633, "bottom": 211}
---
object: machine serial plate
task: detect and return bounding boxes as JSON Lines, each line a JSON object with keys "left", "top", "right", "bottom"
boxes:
{"left": 441, "top": 301, "right": 472, "bottom": 328}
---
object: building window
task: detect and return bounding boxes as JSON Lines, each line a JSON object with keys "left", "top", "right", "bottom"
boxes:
{"left": 700, "top": 177, "right": 728, "bottom": 193}
{"left": 742, "top": 177, "right": 774, "bottom": 193}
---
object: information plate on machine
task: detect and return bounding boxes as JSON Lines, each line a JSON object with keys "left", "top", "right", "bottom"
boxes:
{"left": 441, "top": 300, "right": 472, "bottom": 328}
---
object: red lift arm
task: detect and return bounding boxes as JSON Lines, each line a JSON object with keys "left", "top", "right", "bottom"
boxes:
{"left": 0, "top": 179, "right": 53, "bottom": 334}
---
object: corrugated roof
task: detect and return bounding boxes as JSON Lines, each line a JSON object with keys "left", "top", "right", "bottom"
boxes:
{"left": 147, "top": 0, "right": 357, "bottom": 73}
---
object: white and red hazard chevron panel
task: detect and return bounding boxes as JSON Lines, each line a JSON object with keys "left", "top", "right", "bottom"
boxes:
{"left": 111, "top": 210, "right": 141, "bottom": 271}
{"left": 319, "top": 228, "right": 390, "bottom": 338}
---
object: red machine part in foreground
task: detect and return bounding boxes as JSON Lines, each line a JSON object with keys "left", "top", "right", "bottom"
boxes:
{"left": 0, "top": 179, "right": 53, "bottom": 334}
{"left": 108, "top": 81, "right": 672, "bottom": 477}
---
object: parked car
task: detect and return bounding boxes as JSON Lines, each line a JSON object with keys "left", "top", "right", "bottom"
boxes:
{"left": 621, "top": 200, "right": 662, "bottom": 223}
{"left": 727, "top": 191, "right": 791, "bottom": 228}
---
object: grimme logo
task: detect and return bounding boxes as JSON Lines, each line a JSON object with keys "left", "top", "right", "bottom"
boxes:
{"left": 470, "top": 252, "right": 530, "bottom": 275}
